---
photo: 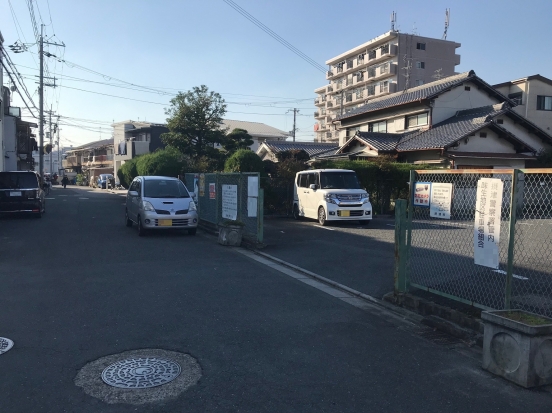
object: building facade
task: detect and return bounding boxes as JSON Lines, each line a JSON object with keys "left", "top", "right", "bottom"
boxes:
{"left": 314, "top": 31, "right": 461, "bottom": 143}
{"left": 493, "top": 75, "right": 552, "bottom": 137}
{"left": 315, "top": 71, "right": 552, "bottom": 169}
{"left": 62, "top": 138, "right": 114, "bottom": 181}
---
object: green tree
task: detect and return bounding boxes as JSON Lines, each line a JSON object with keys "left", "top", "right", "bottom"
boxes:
{"left": 161, "top": 85, "right": 227, "bottom": 159}
{"left": 275, "top": 149, "right": 310, "bottom": 162}
{"left": 118, "top": 157, "right": 139, "bottom": 188}
{"left": 224, "top": 149, "right": 264, "bottom": 173}
{"left": 136, "top": 148, "right": 188, "bottom": 177}
{"left": 223, "top": 128, "right": 254, "bottom": 154}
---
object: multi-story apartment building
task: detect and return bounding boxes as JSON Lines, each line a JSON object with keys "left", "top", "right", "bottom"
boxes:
{"left": 314, "top": 30, "right": 461, "bottom": 142}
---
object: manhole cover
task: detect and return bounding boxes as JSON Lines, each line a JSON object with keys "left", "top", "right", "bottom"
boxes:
{"left": 101, "top": 357, "right": 181, "bottom": 389}
{"left": 0, "top": 337, "right": 14, "bottom": 355}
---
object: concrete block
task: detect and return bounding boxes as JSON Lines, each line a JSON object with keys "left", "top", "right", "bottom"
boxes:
{"left": 482, "top": 310, "right": 552, "bottom": 388}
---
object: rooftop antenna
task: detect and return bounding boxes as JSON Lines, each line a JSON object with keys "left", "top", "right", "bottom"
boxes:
{"left": 412, "top": 22, "right": 418, "bottom": 35}
{"left": 390, "top": 11, "right": 397, "bottom": 31}
{"left": 442, "top": 8, "right": 450, "bottom": 40}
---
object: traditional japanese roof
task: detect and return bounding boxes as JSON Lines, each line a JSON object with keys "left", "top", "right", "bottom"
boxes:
{"left": 446, "top": 152, "right": 536, "bottom": 160}
{"left": 336, "top": 70, "right": 513, "bottom": 121}
{"left": 354, "top": 132, "right": 402, "bottom": 152}
{"left": 258, "top": 141, "right": 339, "bottom": 158}
{"left": 493, "top": 74, "right": 552, "bottom": 89}
{"left": 222, "top": 119, "right": 289, "bottom": 139}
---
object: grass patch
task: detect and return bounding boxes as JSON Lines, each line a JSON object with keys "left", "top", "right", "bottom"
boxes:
{"left": 501, "top": 311, "right": 552, "bottom": 326}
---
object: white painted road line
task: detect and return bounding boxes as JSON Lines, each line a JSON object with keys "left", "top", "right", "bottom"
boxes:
{"left": 79, "top": 198, "right": 89, "bottom": 200}
{"left": 493, "top": 269, "right": 529, "bottom": 281}
{"left": 386, "top": 224, "right": 395, "bottom": 227}
{"left": 45, "top": 197, "right": 55, "bottom": 200}
{"left": 315, "top": 225, "right": 335, "bottom": 231}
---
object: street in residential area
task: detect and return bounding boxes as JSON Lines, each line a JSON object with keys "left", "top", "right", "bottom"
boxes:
{"left": 1, "top": 187, "right": 552, "bottom": 412}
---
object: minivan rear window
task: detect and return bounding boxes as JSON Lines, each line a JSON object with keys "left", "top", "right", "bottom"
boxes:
{"left": 320, "top": 172, "right": 361, "bottom": 189}
{"left": 0, "top": 172, "right": 39, "bottom": 190}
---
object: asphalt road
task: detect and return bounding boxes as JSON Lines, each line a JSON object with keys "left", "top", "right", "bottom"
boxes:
{"left": 1, "top": 186, "right": 552, "bottom": 412}
{"left": 262, "top": 216, "right": 396, "bottom": 299}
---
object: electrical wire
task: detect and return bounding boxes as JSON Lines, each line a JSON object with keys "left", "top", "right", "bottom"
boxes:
{"left": 222, "top": 0, "right": 326, "bottom": 73}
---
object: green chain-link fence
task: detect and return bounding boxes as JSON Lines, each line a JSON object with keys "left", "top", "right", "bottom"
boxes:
{"left": 395, "top": 169, "right": 552, "bottom": 317}
{"left": 182, "top": 172, "right": 263, "bottom": 243}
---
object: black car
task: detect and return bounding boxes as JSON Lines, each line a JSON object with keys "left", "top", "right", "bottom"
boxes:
{"left": 0, "top": 171, "right": 46, "bottom": 217}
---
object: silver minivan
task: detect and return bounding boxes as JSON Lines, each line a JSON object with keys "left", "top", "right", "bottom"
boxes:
{"left": 125, "top": 176, "right": 198, "bottom": 236}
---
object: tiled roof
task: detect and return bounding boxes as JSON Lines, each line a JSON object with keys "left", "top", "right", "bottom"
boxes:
{"left": 446, "top": 152, "right": 536, "bottom": 160}
{"left": 222, "top": 119, "right": 289, "bottom": 138}
{"left": 336, "top": 70, "right": 513, "bottom": 121}
{"left": 263, "top": 141, "right": 339, "bottom": 157}
{"left": 396, "top": 103, "right": 508, "bottom": 151}
{"left": 356, "top": 132, "right": 401, "bottom": 151}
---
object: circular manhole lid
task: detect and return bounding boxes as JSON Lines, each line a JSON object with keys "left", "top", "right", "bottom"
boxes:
{"left": 101, "top": 357, "right": 181, "bottom": 389}
{"left": 0, "top": 337, "right": 14, "bottom": 355}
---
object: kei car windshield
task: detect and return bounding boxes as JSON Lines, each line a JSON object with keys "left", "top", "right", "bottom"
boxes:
{"left": 319, "top": 172, "right": 361, "bottom": 189}
{"left": 0, "top": 172, "right": 39, "bottom": 190}
{"left": 144, "top": 179, "right": 190, "bottom": 198}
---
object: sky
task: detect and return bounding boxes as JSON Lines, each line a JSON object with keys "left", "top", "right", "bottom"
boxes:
{"left": 2, "top": 0, "right": 552, "bottom": 148}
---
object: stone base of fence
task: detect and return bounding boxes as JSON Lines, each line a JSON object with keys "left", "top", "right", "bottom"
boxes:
{"left": 383, "top": 291, "right": 484, "bottom": 345}
{"left": 197, "top": 219, "right": 266, "bottom": 249}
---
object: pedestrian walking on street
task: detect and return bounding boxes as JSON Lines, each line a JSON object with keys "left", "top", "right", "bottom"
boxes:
{"left": 62, "top": 175, "right": 68, "bottom": 189}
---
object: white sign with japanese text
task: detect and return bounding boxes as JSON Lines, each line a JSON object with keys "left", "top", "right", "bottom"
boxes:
{"left": 413, "top": 182, "right": 431, "bottom": 207}
{"left": 430, "top": 183, "right": 453, "bottom": 219}
{"left": 474, "top": 178, "right": 504, "bottom": 269}
{"left": 222, "top": 184, "right": 238, "bottom": 221}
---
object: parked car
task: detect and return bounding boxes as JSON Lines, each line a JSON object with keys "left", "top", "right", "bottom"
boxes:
{"left": 0, "top": 171, "right": 46, "bottom": 218}
{"left": 97, "top": 174, "right": 114, "bottom": 189}
{"left": 293, "top": 169, "right": 372, "bottom": 226}
{"left": 125, "top": 176, "right": 198, "bottom": 236}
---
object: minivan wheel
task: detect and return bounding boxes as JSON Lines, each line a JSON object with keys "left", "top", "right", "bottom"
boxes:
{"left": 137, "top": 216, "right": 146, "bottom": 236}
{"left": 318, "top": 206, "right": 328, "bottom": 226}
{"left": 293, "top": 204, "right": 301, "bottom": 220}
{"left": 125, "top": 209, "right": 133, "bottom": 227}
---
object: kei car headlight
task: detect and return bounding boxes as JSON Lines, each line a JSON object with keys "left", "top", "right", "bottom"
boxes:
{"left": 189, "top": 200, "right": 197, "bottom": 211}
{"left": 323, "top": 193, "right": 337, "bottom": 204}
{"left": 361, "top": 193, "right": 370, "bottom": 204}
{"left": 142, "top": 200, "right": 155, "bottom": 212}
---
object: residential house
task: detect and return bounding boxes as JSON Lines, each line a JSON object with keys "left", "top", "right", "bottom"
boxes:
{"left": 2, "top": 87, "right": 38, "bottom": 172}
{"left": 315, "top": 30, "right": 461, "bottom": 143}
{"left": 257, "top": 141, "right": 339, "bottom": 162}
{"left": 112, "top": 120, "right": 169, "bottom": 181}
{"left": 62, "top": 138, "right": 114, "bottom": 180}
{"left": 318, "top": 71, "right": 552, "bottom": 169}
{"left": 221, "top": 119, "right": 289, "bottom": 152}
{"left": 493, "top": 75, "right": 552, "bottom": 137}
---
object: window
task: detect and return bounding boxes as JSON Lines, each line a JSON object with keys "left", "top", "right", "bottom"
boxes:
{"left": 367, "top": 85, "right": 376, "bottom": 96}
{"left": 320, "top": 172, "right": 362, "bottom": 189}
{"left": 356, "top": 88, "right": 364, "bottom": 99}
{"left": 337, "top": 62, "right": 344, "bottom": 73}
{"left": 346, "top": 93, "right": 353, "bottom": 102}
{"left": 368, "top": 49, "right": 377, "bottom": 60}
{"left": 357, "top": 54, "right": 365, "bottom": 65}
{"left": 480, "top": 132, "right": 487, "bottom": 138}
{"left": 369, "top": 120, "right": 387, "bottom": 133}
{"left": 416, "top": 42, "right": 426, "bottom": 50}
{"left": 415, "top": 80, "right": 424, "bottom": 86}
{"left": 406, "top": 112, "right": 429, "bottom": 128}
{"left": 347, "top": 60, "right": 354, "bottom": 69}
{"left": 497, "top": 119, "right": 504, "bottom": 124}
{"left": 464, "top": 86, "right": 471, "bottom": 91}
{"left": 380, "top": 63, "right": 389, "bottom": 74}
{"left": 298, "top": 173, "right": 308, "bottom": 188}
{"left": 380, "top": 44, "right": 390, "bottom": 54}
{"left": 508, "top": 92, "right": 523, "bottom": 105}
{"left": 537, "top": 95, "right": 552, "bottom": 111}
{"left": 307, "top": 172, "right": 320, "bottom": 188}
{"left": 380, "top": 81, "right": 389, "bottom": 93}
{"left": 346, "top": 126, "right": 360, "bottom": 137}
{"left": 416, "top": 61, "right": 425, "bottom": 69}
{"left": 356, "top": 71, "right": 364, "bottom": 82}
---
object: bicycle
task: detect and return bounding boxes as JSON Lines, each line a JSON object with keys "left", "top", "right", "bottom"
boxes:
{"left": 42, "top": 182, "right": 51, "bottom": 196}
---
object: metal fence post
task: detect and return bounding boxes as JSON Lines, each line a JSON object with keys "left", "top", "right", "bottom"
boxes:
{"left": 258, "top": 188, "right": 264, "bottom": 244}
{"left": 504, "top": 169, "right": 520, "bottom": 309}
{"left": 394, "top": 199, "right": 408, "bottom": 293}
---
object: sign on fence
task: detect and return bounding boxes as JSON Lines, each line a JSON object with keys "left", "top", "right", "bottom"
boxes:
{"left": 430, "top": 183, "right": 453, "bottom": 219}
{"left": 247, "top": 176, "right": 259, "bottom": 218}
{"left": 474, "top": 178, "right": 504, "bottom": 269}
{"left": 413, "top": 182, "right": 431, "bottom": 207}
{"left": 209, "top": 183, "right": 216, "bottom": 200}
{"left": 222, "top": 184, "right": 238, "bottom": 220}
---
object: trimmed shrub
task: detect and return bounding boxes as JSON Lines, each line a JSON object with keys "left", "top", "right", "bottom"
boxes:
{"left": 118, "top": 157, "right": 139, "bottom": 188}
{"left": 136, "top": 148, "right": 186, "bottom": 177}
{"left": 224, "top": 149, "right": 264, "bottom": 173}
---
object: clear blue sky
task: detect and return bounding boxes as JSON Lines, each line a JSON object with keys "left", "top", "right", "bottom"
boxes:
{"left": 2, "top": 0, "right": 551, "bottom": 147}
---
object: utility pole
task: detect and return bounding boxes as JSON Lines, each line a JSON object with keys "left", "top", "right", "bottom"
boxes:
{"left": 39, "top": 25, "right": 44, "bottom": 184}
{"left": 286, "top": 108, "right": 299, "bottom": 142}
{"left": 37, "top": 24, "right": 64, "bottom": 184}
{"left": 49, "top": 105, "right": 53, "bottom": 174}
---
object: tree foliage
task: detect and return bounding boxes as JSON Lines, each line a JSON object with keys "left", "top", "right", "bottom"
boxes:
{"left": 223, "top": 128, "right": 254, "bottom": 154}
{"left": 136, "top": 148, "right": 187, "bottom": 177}
{"left": 275, "top": 149, "right": 310, "bottom": 162}
{"left": 161, "top": 85, "right": 227, "bottom": 159}
{"left": 224, "top": 149, "right": 264, "bottom": 173}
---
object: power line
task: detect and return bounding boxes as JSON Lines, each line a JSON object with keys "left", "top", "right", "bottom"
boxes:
{"left": 221, "top": 0, "right": 326, "bottom": 73}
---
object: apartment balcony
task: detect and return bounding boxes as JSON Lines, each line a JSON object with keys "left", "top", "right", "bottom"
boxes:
{"left": 88, "top": 154, "right": 114, "bottom": 166}
{"left": 326, "top": 101, "right": 334, "bottom": 108}
{"left": 326, "top": 70, "right": 334, "bottom": 80}
{"left": 314, "top": 111, "right": 327, "bottom": 119}
{"left": 62, "top": 155, "right": 81, "bottom": 169}
{"left": 326, "top": 44, "right": 398, "bottom": 79}
{"left": 314, "top": 97, "right": 325, "bottom": 106}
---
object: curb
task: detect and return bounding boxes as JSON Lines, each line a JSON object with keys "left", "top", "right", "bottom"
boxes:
{"left": 251, "top": 250, "right": 423, "bottom": 322}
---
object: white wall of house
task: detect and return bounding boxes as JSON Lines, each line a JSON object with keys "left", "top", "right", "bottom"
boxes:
{"left": 454, "top": 157, "right": 526, "bottom": 169}
{"left": 448, "top": 128, "right": 516, "bottom": 153}
{"left": 497, "top": 116, "right": 552, "bottom": 153}
{"left": 432, "top": 82, "right": 498, "bottom": 124}
{"left": 3, "top": 116, "right": 17, "bottom": 171}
